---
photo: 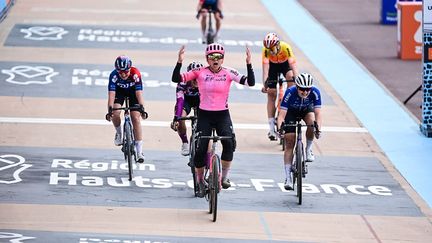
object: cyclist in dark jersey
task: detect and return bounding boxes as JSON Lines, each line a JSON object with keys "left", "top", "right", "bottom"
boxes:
{"left": 105, "top": 55, "right": 148, "bottom": 163}
{"left": 196, "top": 0, "right": 223, "bottom": 43}
{"left": 170, "top": 61, "right": 203, "bottom": 156}
{"left": 277, "top": 73, "right": 322, "bottom": 190}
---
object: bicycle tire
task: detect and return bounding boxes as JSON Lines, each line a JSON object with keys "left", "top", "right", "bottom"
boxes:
{"left": 296, "top": 142, "right": 303, "bottom": 205}
{"left": 124, "top": 121, "right": 134, "bottom": 181}
{"left": 189, "top": 135, "right": 198, "bottom": 197}
{"left": 211, "top": 154, "right": 220, "bottom": 222}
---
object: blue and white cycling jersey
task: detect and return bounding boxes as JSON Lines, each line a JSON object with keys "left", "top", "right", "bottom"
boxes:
{"left": 280, "top": 86, "right": 321, "bottom": 111}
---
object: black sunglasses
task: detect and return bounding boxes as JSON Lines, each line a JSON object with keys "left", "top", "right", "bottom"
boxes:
{"left": 297, "top": 86, "right": 311, "bottom": 92}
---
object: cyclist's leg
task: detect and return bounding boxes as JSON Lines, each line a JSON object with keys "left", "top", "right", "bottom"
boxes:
{"left": 283, "top": 61, "right": 296, "bottom": 88}
{"left": 112, "top": 93, "right": 125, "bottom": 145}
{"left": 283, "top": 112, "right": 297, "bottom": 190}
{"left": 129, "top": 96, "right": 144, "bottom": 161}
{"left": 267, "top": 64, "right": 279, "bottom": 139}
{"left": 303, "top": 109, "right": 316, "bottom": 161}
{"left": 215, "top": 110, "right": 235, "bottom": 189}
{"left": 194, "top": 109, "right": 213, "bottom": 197}
{"left": 199, "top": 8, "right": 209, "bottom": 42}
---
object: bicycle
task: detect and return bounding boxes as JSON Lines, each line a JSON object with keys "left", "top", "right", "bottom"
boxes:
{"left": 177, "top": 107, "right": 199, "bottom": 196}
{"left": 197, "top": 7, "right": 218, "bottom": 44}
{"left": 112, "top": 97, "right": 145, "bottom": 181}
{"left": 197, "top": 128, "right": 232, "bottom": 222}
{"left": 265, "top": 73, "right": 289, "bottom": 150}
{"left": 281, "top": 120, "right": 318, "bottom": 205}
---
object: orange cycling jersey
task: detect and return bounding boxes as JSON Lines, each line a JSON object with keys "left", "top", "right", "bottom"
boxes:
{"left": 262, "top": 41, "right": 295, "bottom": 64}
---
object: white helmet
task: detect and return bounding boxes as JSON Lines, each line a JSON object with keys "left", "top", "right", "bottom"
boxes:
{"left": 295, "top": 73, "right": 314, "bottom": 88}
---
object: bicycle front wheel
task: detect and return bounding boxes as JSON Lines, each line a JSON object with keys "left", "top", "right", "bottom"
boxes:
{"left": 211, "top": 154, "right": 220, "bottom": 222}
{"left": 189, "top": 135, "right": 198, "bottom": 197}
{"left": 124, "top": 122, "right": 134, "bottom": 181}
{"left": 296, "top": 142, "right": 304, "bottom": 205}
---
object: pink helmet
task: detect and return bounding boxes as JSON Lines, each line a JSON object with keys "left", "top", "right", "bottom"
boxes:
{"left": 263, "top": 32, "right": 280, "bottom": 49}
{"left": 205, "top": 43, "right": 225, "bottom": 55}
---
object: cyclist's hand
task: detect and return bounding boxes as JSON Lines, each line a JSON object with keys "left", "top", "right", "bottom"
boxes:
{"left": 137, "top": 104, "right": 148, "bottom": 120}
{"left": 170, "top": 121, "right": 179, "bottom": 132}
{"left": 313, "top": 121, "right": 321, "bottom": 139}
{"left": 245, "top": 45, "right": 251, "bottom": 64}
{"left": 261, "top": 86, "right": 268, "bottom": 93}
{"left": 177, "top": 45, "right": 185, "bottom": 63}
{"left": 105, "top": 106, "right": 113, "bottom": 122}
{"left": 218, "top": 10, "right": 224, "bottom": 19}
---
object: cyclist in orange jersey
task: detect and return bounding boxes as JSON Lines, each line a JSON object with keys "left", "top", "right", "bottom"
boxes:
{"left": 261, "top": 32, "right": 299, "bottom": 141}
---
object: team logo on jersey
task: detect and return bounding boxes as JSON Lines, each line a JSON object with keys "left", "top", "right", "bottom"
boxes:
{"left": 1, "top": 65, "right": 58, "bottom": 85}
{"left": 20, "top": 26, "right": 69, "bottom": 40}
{"left": 0, "top": 154, "right": 32, "bottom": 184}
{"left": 0, "top": 232, "right": 35, "bottom": 242}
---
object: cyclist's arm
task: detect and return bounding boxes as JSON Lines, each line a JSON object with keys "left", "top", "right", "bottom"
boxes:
{"left": 135, "top": 90, "right": 145, "bottom": 107}
{"left": 174, "top": 89, "right": 185, "bottom": 118}
{"left": 288, "top": 57, "right": 299, "bottom": 78}
{"left": 107, "top": 91, "right": 115, "bottom": 110}
{"left": 277, "top": 108, "right": 287, "bottom": 130}
{"left": 314, "top": 107, "right": 322, "bottom": 131}
{"left": 172, "top": 62, "right": 182, "bottom": 83}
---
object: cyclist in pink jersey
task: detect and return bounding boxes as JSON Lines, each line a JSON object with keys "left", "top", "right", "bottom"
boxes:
{"left": 172, "top": 43, "right": 255, "bottom": 197}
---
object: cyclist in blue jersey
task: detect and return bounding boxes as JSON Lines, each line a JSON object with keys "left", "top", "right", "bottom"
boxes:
{"left": 277, "top": 73, "right": 322, "bottom": 190}
{"left": 170, "top": 61, "right": 203, "bottom": 156}
{"left": 197, "top": 0, "right": 223, "bottom": 43}
{"left": 105, "top": 55, "right": 148, "bottom": 163}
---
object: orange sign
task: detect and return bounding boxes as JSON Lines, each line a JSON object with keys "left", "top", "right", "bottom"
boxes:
{"left": 397, "top": 2, "right": 422, "bottom": 60}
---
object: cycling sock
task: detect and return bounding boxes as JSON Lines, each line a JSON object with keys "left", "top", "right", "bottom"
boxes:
{"left": 268, "top": 117, "right": 275, "bottom": 131}
{"left": 115, "top": 126, "right": 122, "bottom": 134}
{"left": 222, "top": 167, "right": 230, "bottom": 179}
{"left": 306, "top": 139, "right": 313, "bottom": 152}
{"left": 179, "top": 133, "right": 188, "bottom": 143}
{"left": 135, "top": 140, "right": 143, "bottom": 155}
{"left": 284, "top": 164, "right": 292, "bottom": 179}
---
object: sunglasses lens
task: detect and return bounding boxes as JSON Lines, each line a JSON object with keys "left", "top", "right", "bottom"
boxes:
{"left": 298, "top": 87, "right": 311, "bottom": 92}
{"left": 208, "top": 53, "right": 224, "bottom": 60}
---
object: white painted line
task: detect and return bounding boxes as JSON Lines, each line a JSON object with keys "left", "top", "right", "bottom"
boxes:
{"left": 172, "top": 182, "right": 186, "bottom": 186}
{"left": 31, "top": 7, "right": 263, "bottom": 17}
{"left": 0, "top": 117, "right": 368, "bottom": 133}
{"left": 237, "top": 184, "right": 252, "bottom": 187}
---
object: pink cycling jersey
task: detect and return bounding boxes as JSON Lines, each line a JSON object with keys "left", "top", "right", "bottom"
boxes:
{"left": 181, "top": 66, "right": 247, "bottom": 111}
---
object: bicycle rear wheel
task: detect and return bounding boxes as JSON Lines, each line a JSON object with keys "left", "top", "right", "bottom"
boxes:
{"left": 124, "top": 122, "right": 133, "bottom": 181}
{"left": 211, "top": 154, "right": 220, "bottom": 222}
{"left": 296, "top": 142, "right": 304, "bottom": 205}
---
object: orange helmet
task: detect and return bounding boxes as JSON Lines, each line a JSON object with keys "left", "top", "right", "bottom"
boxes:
{"left": 263, "top": 32, "right": 280, "bottom": 49}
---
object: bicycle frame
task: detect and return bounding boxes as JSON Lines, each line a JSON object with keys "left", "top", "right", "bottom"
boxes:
{"left": 198, "top": 128, "right": 232, "bottom": 222}
{"left": 113, "top": 97, "right": 140, "bottom": 181}
{"left": 283, "top": 120, "right": 316, "bottom": 205}
{"left": 177, "top": 107, "right": 198, "bottom": 196}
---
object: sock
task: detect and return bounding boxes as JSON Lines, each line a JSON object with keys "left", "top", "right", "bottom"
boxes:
{"left": 222, "top": 167, "right": 230, "bottom": 179}
{"left": 197, "top": 170, "right": 204, "bottom": 182}
{"left": 115, "top": 126, "right": 122, "bottom": 134}
{"left": 179, "top": 133, "right": 188, "bottom": 143}
{"left": 306, "top": 139, "right": 313, "bottom": 152}
{"left": 135, "top": 140, "right": 143, "bottom": 155}
{"left": 284, "top": 164, "right": 292, "bottom": 179}
{"left": 268, "top": 117, "right": 275, "bottom": 132}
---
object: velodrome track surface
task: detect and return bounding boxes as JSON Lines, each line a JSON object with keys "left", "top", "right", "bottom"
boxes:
{"left": 0, "top": 1, "right": 431, "bottom": 242}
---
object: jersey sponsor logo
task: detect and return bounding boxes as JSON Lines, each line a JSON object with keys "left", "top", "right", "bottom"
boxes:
{"left": 0, "top": 154, "right": 32, "bottom": 184}
{"left": 1, "top": 65, "right": 58, "bottom": 85}
{"left": 20, "top": 26, "right": 68, "bottom": 40}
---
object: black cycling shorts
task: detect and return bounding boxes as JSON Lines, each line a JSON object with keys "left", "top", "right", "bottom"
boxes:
{"left": 283, "top": 105, "right": 314, "bottom": 133}
{"left": 183, "top": 96, "right": 200, "bottom": 115}
{"left": 267, "top": 61, "right": 292, "bottom": 89}
{"left": 194, "top": 109, "right": 235, "bottom": 168}
{"left": 114, "top": 89, "right": 139, "bottom": 106}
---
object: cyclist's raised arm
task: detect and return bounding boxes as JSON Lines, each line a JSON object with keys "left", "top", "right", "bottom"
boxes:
{"left": 172, "top": 46, "right": 185, "bottom": 83}
{"left": 243, "top": 45, "right": 255, "bottom": 86}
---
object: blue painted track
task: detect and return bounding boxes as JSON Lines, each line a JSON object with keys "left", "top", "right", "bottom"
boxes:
{"left": 261, "top": 0, "right": 432, "bottom": 207}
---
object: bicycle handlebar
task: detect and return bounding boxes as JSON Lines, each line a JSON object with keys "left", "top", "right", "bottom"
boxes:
{"left": 112, "top": 106, "right": 141, "bottom": 111}
{"left": 177, "top": 116, "right": 197, "bottom": 121}
{"left": 198, "top": 135, "right": 232, "bottom": 142}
